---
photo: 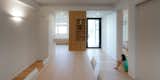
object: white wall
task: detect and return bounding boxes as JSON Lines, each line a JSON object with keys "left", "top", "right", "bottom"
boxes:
{"left": 0, "top": 0, "right": 41, "bottom": 80}
{"left": 38, "top": 9, "right": 50, "bottom": 59}
{"left": 116, "top": 10, "right": 123, "bottom": 60}
{"left": 38, "top": 7, "right": 57, "bottom": 60}
{"left": 127, "top": 1, "right": 136, "bottom": 78}
{"left": 116, "top": 0, "right": 136, "bottom": 78}
{"left": 136, "top": 0, "right": 160, "bottom": 80}
{"left": 102, "top": 12, "right": 117, "bottom": 60}
{"left": 40, "top": 5, "right": 114, "bottom": 11}
{"left": 102, "top": 14, "right": 107, "bottom": 54}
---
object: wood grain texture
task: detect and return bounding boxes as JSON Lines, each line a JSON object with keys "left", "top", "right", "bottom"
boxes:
{"left": 69, "top": 11, "right": 86, "bottom": 51}
{"left": 13, "top": 60, "right": 43, "bottom": 80}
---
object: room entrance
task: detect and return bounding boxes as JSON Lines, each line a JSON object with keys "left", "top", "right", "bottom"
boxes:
{"left": 87, "top": 18, "right": 101, "bottom": 48}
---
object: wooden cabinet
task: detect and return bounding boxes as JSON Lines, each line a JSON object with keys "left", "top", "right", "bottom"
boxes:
{"left": 69, "top": 11, "right": 86, "bottom": 51}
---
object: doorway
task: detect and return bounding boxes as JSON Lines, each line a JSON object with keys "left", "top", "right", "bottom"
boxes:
{"left": 87, "top": 18, "right": 101, "bottom": 48}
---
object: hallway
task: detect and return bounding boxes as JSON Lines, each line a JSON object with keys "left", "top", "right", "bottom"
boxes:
{"left": 1, "top": 0, "right": 160, "bottom": 80}
{"left": 38, "top": 45, "right": 132, "bottom": 80}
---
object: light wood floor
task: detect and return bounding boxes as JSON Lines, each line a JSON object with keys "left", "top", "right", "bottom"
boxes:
{"left": 38, "top": 45, "right": 96, "bottom": 80}
{"left": 86, "top": 48, "right": 133, "bottom": 80}
{"left": 38, "top": 45, "right": 132, "bottom": 80}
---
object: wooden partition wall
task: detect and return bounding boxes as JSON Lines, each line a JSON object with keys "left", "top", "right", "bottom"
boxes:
{"left": 69, "top": 11, "right": 86, "bottom": 51}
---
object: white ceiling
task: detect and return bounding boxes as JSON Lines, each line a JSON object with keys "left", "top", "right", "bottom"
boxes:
{"left": 35, "top": 0, "right": 118, "bottom": 5}
{"left": 18, "top": 0, "right": 148, "bottom": 7}
{"left": 18, "top": 0, "right": 39, "bottom": 8}
{"left": 87, "top": 11, "right": 113, "bottom": 17}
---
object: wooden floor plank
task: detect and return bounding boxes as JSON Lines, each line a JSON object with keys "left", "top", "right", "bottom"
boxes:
{"left": 38, "top": 45, "right": 96, "bottom": 80}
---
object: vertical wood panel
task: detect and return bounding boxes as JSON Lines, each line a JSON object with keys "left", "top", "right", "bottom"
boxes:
{"left": 69, "top": 11, "right": 86, "bottom": 51}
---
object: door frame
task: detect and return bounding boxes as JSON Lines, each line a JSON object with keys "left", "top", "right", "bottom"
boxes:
{"left": 86, "top": 18, "right": 102, "bottom": 48}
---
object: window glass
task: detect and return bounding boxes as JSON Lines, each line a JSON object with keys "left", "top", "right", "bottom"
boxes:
{"left": 55, "top": 11, "right": 68, "bottom": 35}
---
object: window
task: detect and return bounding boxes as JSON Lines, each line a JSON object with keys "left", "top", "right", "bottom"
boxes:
{"left": 55, "top": 11, "right": 68, "bottom": 35}
{"left": 56, "top": 23, "right": 68, "bottom": 34}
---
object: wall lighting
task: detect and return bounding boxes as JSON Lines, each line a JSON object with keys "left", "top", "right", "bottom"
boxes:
{"left": 11, "top": 16, "right": 23, "bottom": 22}
{"left": 10, "top": 8, "right": 24, "bottom": 17}
{"left": 10, "top": 8, "right": 24, "bottom": 22}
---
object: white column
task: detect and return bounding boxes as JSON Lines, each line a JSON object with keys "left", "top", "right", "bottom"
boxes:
{"left": 128, "top": 0, "right": 136, "bottom": 78}
{"left": 116, "top": 10, "right": 123, "bottom": 61}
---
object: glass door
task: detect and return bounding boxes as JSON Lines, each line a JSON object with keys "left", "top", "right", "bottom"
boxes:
{"left": 87, "top": 18, "right": 101, "bottom": 48}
